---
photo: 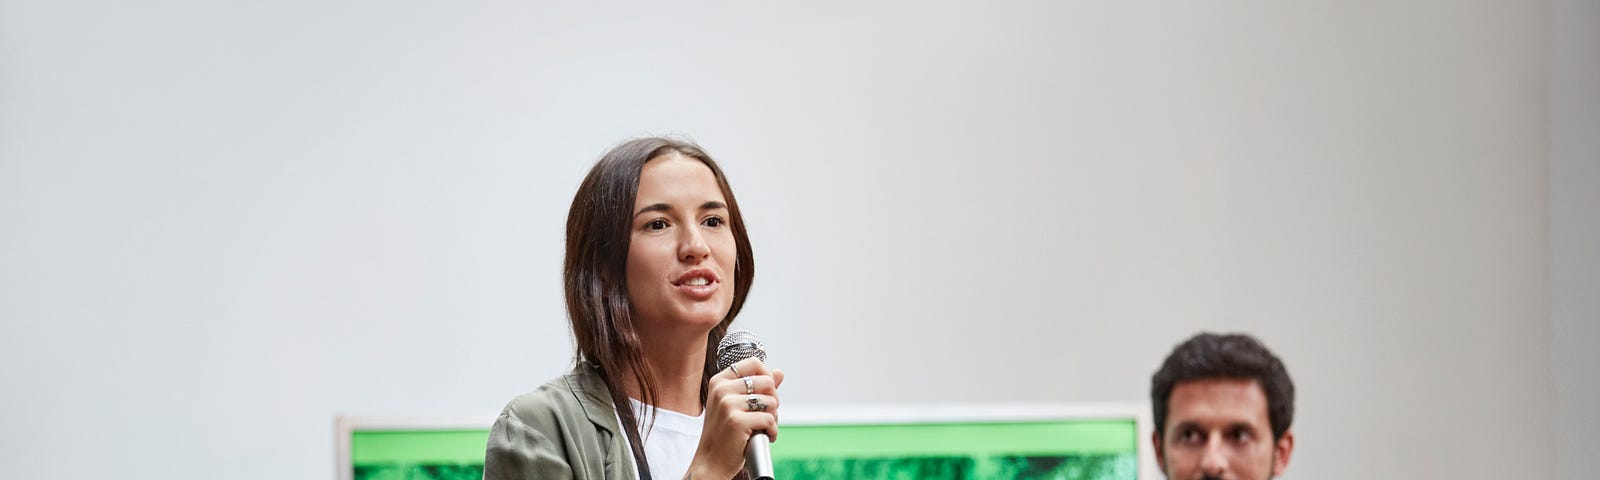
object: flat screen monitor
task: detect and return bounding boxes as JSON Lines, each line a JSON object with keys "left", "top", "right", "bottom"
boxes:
{"left": 337, "top": 403, "right": 1155, "bottom": 480}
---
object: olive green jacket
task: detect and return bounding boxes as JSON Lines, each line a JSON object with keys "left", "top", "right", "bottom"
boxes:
{"left": 484, "top": 364, "right": 639, "bottom": 480}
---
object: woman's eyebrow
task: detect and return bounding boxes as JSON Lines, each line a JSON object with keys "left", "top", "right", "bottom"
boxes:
{"left": 634, "top": 203, "right": 673, "bottom": 218}
{"left": 635, "top": 201, "right": 727, "bottom": 218}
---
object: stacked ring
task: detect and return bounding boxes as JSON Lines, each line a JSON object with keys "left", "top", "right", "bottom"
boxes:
{"left": 746, "top": 394, "right": 767, "bottom": 412}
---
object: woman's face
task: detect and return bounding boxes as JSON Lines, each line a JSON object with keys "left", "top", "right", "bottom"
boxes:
{"left": 625, "top": 152, "right": 738, "bottom": 333}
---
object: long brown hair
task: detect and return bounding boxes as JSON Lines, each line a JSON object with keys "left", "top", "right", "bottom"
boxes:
{"left": 563, "top": 137, "right": 756, "bottom": 475}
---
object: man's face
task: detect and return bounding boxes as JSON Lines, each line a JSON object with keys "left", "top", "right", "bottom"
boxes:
{"left": 1154, "top": 378, "right": 1293, "bottom": 480}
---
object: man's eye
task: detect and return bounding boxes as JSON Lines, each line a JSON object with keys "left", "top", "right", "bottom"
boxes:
{"left": 1178, "top": 430, "right": 1203, "bottom": 443}
{"left": 1230, "top": 430, "right": 1252, "bottom": 442}
{"left": 646, "top": 219, "right": 669, "bottom": 230}
{"left": 703, "top": 216, "right": 725, "bottom": 228}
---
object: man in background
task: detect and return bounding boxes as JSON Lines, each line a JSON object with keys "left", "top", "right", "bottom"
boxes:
{"left": 1150, "top": 333, "right": 1296, "bottom": 480}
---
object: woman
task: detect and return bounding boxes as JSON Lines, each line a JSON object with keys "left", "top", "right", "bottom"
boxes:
{"left": 485, "top": 137, "right": 783, "bottom": 480}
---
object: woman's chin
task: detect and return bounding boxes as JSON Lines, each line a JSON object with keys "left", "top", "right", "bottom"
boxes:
{"left": 675, "top": 307, "right": 731, "bottom": 329}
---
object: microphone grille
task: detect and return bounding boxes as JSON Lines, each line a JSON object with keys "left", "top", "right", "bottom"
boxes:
{"left": 716, "top": 329, "right": 766, "bottom": 372}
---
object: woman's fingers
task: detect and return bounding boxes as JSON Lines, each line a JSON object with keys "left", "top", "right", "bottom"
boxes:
{"left": 717, "top": 389, "right": 779, "bottom": 429}
{"left": 710, "top": 357, "right": 783, "bottom": 440}
{"left": 754, "top": 415, "right": 778, "bottom": 442}
{"left": 720, "top": 393, "right": 779, "bottom": 415}
{"left": 689, "top": 359, "right": 787, "bottom": 476}
{"left": 720, "top": 395, "right": 780, "bottom": 442}
{"left": 719, "top": 374, "right": 779, "bottom": 396}
{"left": 714, "top": 358, "right": 780, "bottom": 397}
{"left": 720, "top": 357, "right": 772, "bottom": 380}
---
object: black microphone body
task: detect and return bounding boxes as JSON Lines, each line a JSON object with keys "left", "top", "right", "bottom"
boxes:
{"left": 716, "top": 329, "right": 775, "bottom": 480}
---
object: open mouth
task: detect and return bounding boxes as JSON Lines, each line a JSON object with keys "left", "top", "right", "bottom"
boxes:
{"left": 674, "top": 269, "right": 719, "bottom": 287}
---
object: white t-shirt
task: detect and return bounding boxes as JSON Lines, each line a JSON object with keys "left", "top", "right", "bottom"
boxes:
{"left": 618, "top": 398, "right": 704, "bottom": 480}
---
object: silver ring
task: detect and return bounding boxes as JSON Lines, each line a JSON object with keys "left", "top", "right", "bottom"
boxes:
{"left": 746, "top": 394, "right": 767, "bottom": 412}
{"left": 742, "top": 376, "right": 755, "bottom": 395}
{"left": 729, "top": 364, "right": 741, "bottom": 377}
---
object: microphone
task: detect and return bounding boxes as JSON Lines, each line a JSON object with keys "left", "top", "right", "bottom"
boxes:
{"left": 716, "top": 329, "right": 775, "bottom": 480}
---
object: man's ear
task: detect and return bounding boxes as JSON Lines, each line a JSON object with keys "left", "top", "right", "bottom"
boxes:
{"left": 1152, "top": 430, "right": 1165, "bottom": 467}
{"left": 1271, "top": 430, "right": 1295, "bottom": 476}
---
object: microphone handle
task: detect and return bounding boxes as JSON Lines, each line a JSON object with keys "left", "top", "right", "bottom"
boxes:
{"left": 744, "top": 433, "right": 774, "bottom": 480}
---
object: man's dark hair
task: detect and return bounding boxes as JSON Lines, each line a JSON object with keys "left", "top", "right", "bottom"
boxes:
{"left": 1151, "top": 332, "right": 1295, "bottom": 441}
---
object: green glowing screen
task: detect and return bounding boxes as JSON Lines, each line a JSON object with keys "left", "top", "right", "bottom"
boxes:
{"left": 347, "top": 414, "right": 1139, "bottom": 479}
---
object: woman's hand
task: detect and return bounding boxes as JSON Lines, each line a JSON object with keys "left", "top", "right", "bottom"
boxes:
{"left": 684, "top": 357, "right": 784, "bottom": 479}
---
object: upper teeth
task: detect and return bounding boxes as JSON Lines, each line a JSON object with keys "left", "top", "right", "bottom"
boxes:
{"left": 685, "top": 277, "right": 709, "bottom": 286}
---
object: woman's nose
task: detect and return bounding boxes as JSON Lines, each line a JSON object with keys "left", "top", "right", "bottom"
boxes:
{"left": 679, "top": 229, "right": 710, "bottom": 262}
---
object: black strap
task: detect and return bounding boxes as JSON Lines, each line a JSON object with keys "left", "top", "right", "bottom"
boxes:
{"left": 615, "top": 396, "right": 653, "bottom": 480}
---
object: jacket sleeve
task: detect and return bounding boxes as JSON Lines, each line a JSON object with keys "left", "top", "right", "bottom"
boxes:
{"left": 483, "top": 410, "right": 574, "bottom": 480}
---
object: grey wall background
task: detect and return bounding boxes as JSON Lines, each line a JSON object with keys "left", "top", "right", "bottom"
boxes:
{"left": 1, "top": 1, "right": 1592, "bottom": 479}
{"left": 1549, "top": 0, "right": 1599, "bottom": 479}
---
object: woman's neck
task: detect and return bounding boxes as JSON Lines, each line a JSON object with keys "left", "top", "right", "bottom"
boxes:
{"left": 623, "top": 329, "right": 709, "bottom": 416}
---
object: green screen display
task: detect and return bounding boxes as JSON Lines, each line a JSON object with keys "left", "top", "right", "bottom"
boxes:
{"left": 348, "top": 417, "right": 1138, "bottom": 480}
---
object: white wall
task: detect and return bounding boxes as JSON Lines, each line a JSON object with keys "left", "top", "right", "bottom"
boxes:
{"left": 1549, "top": 0, "right": 1600, "bottom": 479}
{"left": 0, "top": 1, "right": 1575, "bottom": 479}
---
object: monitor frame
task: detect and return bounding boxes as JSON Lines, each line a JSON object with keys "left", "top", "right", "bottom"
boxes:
{"left": 335, "top": 402, "right": 1157, "bottom": 480}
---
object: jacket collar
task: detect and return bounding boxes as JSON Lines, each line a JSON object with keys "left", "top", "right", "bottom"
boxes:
{"left": 566, "top": 362, "right": 623, "bottom": 435}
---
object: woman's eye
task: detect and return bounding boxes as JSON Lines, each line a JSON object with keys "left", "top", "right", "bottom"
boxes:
{"left": 703, "top": 216, "right": 725, "bottom": 228}
{"left": 645, "top": 219, "right": 669, "bottom": 230}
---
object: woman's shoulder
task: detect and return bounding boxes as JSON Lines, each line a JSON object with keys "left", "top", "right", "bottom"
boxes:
{"left": 498, "top": 379, "right": 571, "bottom": 423}
{"left": 497, "top": 366, "right": 614, "bottom": 428}
{"left": 486, "top": 366, "right": 634, "bottom": 480}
